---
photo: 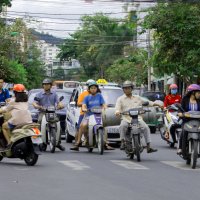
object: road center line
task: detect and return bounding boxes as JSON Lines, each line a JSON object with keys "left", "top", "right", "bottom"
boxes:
{"left": 59, "top": 160, "right": 90, "bottom": 170}
{"left": 161, "top": 161, "right": 200, "bottom": 171}
{"left": 110, "top": 160, "right": 149, "bottom": 170}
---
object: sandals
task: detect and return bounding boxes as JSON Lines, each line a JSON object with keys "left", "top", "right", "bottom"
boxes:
{"left": 70, "top": 144, "right": 79, "bottom": 151}
{"left": 147, "top": 148, "right": 158, "bottom": 153}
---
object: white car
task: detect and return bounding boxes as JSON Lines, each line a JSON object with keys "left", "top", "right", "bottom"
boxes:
{"left": 66, "top": 85, "right": 124, "bottom": 144}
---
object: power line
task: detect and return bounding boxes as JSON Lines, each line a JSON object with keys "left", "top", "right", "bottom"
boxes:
{"left": 7, "top": 10, "right": 129, "bottom": 16}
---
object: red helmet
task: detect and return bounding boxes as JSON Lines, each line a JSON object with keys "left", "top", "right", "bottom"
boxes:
{"left": 169, "top": 84, "right": 178, "bottom": 89}
{"left": 13, "top": 84, "right": 26, "bottom": 92}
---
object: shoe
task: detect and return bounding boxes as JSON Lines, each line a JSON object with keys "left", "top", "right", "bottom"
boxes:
{"left": 70, "top": 144, "right": 79, "bottom": 151}
{"left": 104, "top": 144, "right": 115, "bottom": 150}
{"left": 147, "top": 148, "right": 158, "bottom": 153}
{"left": 177, "top": 149, "right": 182, "bottom": 155}
{"left": 120, "top": 141, "right": 125, "bottom": 150}
{"left": 56, "top": 144, "right": 65, "bottom": 151}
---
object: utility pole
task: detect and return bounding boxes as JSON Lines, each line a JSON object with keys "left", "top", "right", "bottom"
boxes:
{"left": 147, "top": 29, "right": 151, "bottom": 91}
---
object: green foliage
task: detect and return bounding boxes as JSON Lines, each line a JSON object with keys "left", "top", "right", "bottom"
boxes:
{"left": 0, "top": 19, "right": 45, "bottom": 88}
{"left": 143, "top": 2, "right": 200, "bottom": 82}
{"left": 0, "top": 0, "right": 12, "bottom": 12}
{"left": 59, "top": 13, "right": 135, "bottom": 79}
{"left": 106, "top": 48, "right": 148, "bottom": 85}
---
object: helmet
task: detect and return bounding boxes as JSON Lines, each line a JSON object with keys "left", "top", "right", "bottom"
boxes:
{"left": 13, "top": 84, "right": 25, "bottom": 92}
{"left": 86, "top": 79, "right": 95, "bottom": 85}
{"left": 169, "top": 84, "right": 178, "bottom": 89}
{"left": 122, "top": 81, "right": 133, "bottom": 88}
{"left": 187, "top": 84, "right": 200, "bottom": 92}
{"left": 42, "top": 78, "right": 52, "bottom": 85}
{"left": 88, "top": 81, "right": 98, "bottom": 88}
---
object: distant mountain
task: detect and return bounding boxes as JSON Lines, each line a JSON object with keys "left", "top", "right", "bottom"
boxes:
{"left": 31, "top": 29, "right": 64, "bottom": 45}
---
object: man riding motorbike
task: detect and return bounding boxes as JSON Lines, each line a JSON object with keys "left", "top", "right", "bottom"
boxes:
{"left": 115, "top": 81, "right": 162, "bottom": 153}
{"left": 32, "top": 78, "right": 65, "bottom": 151}
{"left": 177, "top": 84, "right": 200, "bottom": 154}
{"left": 0, "top": 84, "right": 32, "bottom": 149}
{"left": 70, "top": 81, "right": 110, "bottom": 151}
{"left": 0, "top": 78, "right": 10, "bottom": 103}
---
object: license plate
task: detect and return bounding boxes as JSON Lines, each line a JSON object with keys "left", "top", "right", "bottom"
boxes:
{"left": 107, "top": 127, "right": 119, "bottom": 134}
{"left": 32, "top": 137, "right": 43, "bottom": 144}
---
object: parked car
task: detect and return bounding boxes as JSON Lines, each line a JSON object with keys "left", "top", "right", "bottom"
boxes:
{"left": 66, "top": 85, "right": 124, "bottom": 143}
{"left": 28, "top": 89, "right": 72, "bottom": 137}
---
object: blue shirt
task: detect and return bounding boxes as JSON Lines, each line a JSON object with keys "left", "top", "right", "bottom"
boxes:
{"left": 0, "top": 88, "right": 10, "bottom": 102}
{"left": 34, "top": 90, "right": 59, "bottom": 107}
{"left": 83, "top": 93, "right": 105, "bottom": 111}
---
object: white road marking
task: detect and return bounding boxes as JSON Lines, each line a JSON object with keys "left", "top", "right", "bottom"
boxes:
{"left": 161, "top": 161, "right": 200, "bottom": 171}
{"left": 59, "top": 160, "right": 90, "bottom": 170}
{"left": 110, "top": 160, "right": 149, "bottom": 170}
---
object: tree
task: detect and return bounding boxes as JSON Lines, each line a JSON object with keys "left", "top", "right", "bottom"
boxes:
{"left": 0, "top": 0, "right": 12, "bottom": 13}
{"left": 142, "top": 1, "right": 200, "bottom": 83}
{"left": 106, "top": 48, "right": 148, "bottom": 85}
{"left": 59, "top": 13, "right": 135, "bottom": 79}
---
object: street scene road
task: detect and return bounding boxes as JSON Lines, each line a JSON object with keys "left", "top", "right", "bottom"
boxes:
{"left": 0, "top": 133, "right": 199, "bottom": 200}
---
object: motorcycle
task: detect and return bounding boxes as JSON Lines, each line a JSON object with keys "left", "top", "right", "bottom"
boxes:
{"left": 86, "top": 107, "right": 105, "bottom": 155}
{"left": 160, "top": 104, "right": 182, "bottom": 148}
{"left": 121, "top": 102, "right": 150, "bottom": 162}
{"left": 35, "top": 96, "right": 64, "bottom": 153}
{"left": 178, "top": 111, "right": 200, "bottom": 169}
{"left": 0, "top": 102, "right": 42, "bottom": 166}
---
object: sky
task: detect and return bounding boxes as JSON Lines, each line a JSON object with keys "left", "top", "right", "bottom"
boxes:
{"left": 6, "top": 0, "right": 129, "bottom": 38}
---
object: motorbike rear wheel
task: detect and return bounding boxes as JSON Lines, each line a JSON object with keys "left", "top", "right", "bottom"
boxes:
{"left": 48, "top": 128, "right": 56, "bottom": 153}
{"left": 191, "top": 140, "right": 198, "bottom": 169}
{"left": 97, "top": 129, "right": 104, "bottom": 155}
{"left": 24, "top": 152, "right": 38, "bottom": 166}
{"left": 133, "top": 135, "right": 141, "bottom": 162}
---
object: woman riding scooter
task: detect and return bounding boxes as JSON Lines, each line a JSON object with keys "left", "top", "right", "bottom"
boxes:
{"left": 177, "top": 84, "right": 200, "bottom": 154}
{"left": 164, "top": 84, "right": 181, "bottom": 108}
{"left": 70, "top": 81, "right": 107, "bottom": 151}
{"left": 0, "top": 84, "right": 32, "bottom": 149}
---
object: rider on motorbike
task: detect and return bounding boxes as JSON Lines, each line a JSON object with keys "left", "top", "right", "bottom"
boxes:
{"left": 177, "top": 84, "right": 200, "bottom": 154}
{"left": 32, "top": 78, "right": 65, "bottom": 151}
{"left": 0, "top": 84, "right": 32, "bottom": 149}
{"left": 70, "top": 81, "right": 107, "bottom": 151}
{"left": 0, "top": 78, "right": 10, "bottom": 103}
{"left": 164, "top": 84, "right": 181, "bottom": 108}
{"left": 115, "top": 81, "right": 162, "bottom": 152}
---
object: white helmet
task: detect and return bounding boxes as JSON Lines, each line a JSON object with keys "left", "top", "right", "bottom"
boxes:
{"left": 86, "top": 79, "right": 95, "bottom": 85}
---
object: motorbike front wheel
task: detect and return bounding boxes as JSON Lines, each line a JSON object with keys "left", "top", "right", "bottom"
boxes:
{"left": 24, "top": 152, "right": 38, "bottom": 166}
{"left": 133, "top": 135, "right": 141, "bottom": 162}
{"left": 97, "top": 129, "right": 104, "bottom": 155}
{"left": 191, "top": 140, "right": 198, "bottom": 169}
{"left": 48, "top": 127, "right": 56, "bottom": 153}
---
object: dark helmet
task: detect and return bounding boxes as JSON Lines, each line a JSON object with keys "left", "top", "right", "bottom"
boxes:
{"left": 122, "top": 81, "right": 133, "bottom": 89}
{"left": 42, "top": 78, "right": 52, "bottom": 85}
{"left": 88, "top": 81, "right": 98, "bottom": 88}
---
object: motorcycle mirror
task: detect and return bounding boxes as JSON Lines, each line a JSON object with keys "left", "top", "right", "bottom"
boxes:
{"left": 142, "top": 102, "right": 149, "bottom": 106}
{"left": 59, "top": 96, "right": 64, "bottom": 102}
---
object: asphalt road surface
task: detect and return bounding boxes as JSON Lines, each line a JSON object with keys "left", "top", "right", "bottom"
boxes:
{"left": 0, "top": 133, "right": 199, "bottom": 200}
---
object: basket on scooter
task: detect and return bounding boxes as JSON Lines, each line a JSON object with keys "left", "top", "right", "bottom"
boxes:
{"left": 45, "top": 106, "right": 59, "bottom": 122}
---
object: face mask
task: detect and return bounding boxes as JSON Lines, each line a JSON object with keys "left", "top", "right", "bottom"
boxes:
{"left": 171, "top": 89, "right": 177, "bottom": 94}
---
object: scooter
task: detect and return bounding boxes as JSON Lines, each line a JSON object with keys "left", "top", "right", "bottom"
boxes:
{"left": 178, "top": 111, "right": 200, "bottom": 169}
{"left": 121, "top": 102, "right": 150, "bottom": 162}
{"left": 86, "top": 107, "right": 105, "bottom": 155}
{"left": 160, "top": 104, "right": 182, "bottom": 148}
{"left": 0, "top": 105, "right": 42, "bottom": 166}
{"left": 36, "top": 96, "right": 64, "bottom": 153}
